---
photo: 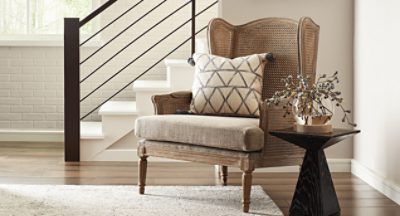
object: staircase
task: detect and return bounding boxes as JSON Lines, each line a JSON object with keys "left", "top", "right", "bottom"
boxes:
{"left": 64, "top": 0, "right": 217, "bottom": 162}
{"left": 80, "top": 58, "right": 195, "bottom": 161}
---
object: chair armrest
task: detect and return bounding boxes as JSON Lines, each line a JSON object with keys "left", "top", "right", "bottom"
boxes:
{"left": 152, "top": 91, "right": 192, "bottom": 115}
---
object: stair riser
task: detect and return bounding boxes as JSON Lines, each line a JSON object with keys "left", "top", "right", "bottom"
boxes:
{"left": 135, "top": 92, "right": 164, "bottom": 115}
{"left": 166, "top": 62, "right": 195, "bottom": 92}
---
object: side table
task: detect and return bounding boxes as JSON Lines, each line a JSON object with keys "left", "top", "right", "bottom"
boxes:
{"left": 270, "top": 128, "right": 360, "bottom": 216}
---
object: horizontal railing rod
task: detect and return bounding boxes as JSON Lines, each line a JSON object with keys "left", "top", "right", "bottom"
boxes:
{"left": 80, "top": 0, "right": 118, "bottom": 27}
{"left": 80, "top": 0, "right": 144, "bottom": 46}
{"left": 80, "top": 0, "right": 192, "bottom": 83}
{"left": 81, "top": 25, "right": 208, "bottom": 120}
{"left": 80, "top": 0, "right": 167, "bottom": 65}
{"left": 80, "top": 1, "right": 217, "bottom": 101}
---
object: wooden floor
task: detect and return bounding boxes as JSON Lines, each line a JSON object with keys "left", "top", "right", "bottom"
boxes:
{"left": 0, "top": 142, "right": 399, "bottom": 216}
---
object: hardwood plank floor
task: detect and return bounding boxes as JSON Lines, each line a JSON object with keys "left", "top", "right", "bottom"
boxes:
{"left": 0, "top": 142, "right": 399, "bottom": 216}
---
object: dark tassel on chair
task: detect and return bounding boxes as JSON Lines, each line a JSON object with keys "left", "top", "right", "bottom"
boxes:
{"left": 187, "top": 57, "right": 195, "bottom": 66}
{"left": 266, "top": 52, "right": 274, "bottom": 62}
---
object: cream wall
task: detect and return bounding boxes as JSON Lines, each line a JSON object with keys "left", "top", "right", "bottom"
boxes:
{"left": 353, "top": 0, "right": 400, "bottom": 203}
{"left": 0, "top": 0, "right": 217, "bottom": 129}
{"left": 219, "top": 0, "right": 355, "bottom": 159}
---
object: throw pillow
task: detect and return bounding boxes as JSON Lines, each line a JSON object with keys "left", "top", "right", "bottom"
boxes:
{"left": 190, "top": 53, "right": 269, "bottom": 117}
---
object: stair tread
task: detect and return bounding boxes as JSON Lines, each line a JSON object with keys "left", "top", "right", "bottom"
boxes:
{"left": 99, "top": 101, "right": 137, "bottom": 115}
{"left": 164, "top": 59, "right": 189, "bottom": 67}
{"left": 132, "top": 80, "right": 171, "bottom": 92}
{"left": 81, "top": 122, "right": 104, "bottom": 139}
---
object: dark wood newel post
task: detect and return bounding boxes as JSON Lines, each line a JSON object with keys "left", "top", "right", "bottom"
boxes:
{"left": 64, "top": 18, "right": 80, "bottom": 162}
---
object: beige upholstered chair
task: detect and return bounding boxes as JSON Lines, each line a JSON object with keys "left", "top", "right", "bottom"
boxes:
{"left": 135, "top": 17, "right": 320, "bottom": 213}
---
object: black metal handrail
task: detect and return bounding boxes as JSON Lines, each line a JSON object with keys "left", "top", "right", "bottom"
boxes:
{"left": 81, "top": 0, "right": 144, "bottom": 46}
{"left": 80, "top": 25, "right": 208, "bottom": 120}
{"left": 80, "top": 0, "right": 192, "bottom": 83}
{"left": 79, "top": 1, "right": 217, "bottom": 102}
{"left": 80, "top": 0, "right": 167, "bottom": 64}
{"left": 80, "top": 0, "right": 118, "bottom": 27}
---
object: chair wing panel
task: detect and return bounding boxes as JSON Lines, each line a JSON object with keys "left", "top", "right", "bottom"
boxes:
{"left": 298, "top": 16, "right": 320, "bottom": 83}
{"left": 208, "top": 18, "right": 235, "bottom": 58}
{"left": 209, "top": 18, "right": 300, "bottom": 100}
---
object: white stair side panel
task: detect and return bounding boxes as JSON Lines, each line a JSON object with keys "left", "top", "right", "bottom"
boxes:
{"left": 107, "top": 129, "right": 139, "bottom": 149}
{"left": 101, "top": 115, "right": 136, "bottom": 138}
{"left": 81, "top": 129, "right": 136, "bottom": 161}
{"left": 81, "top": 115, "right": 138, "bottom": 161}
{"left": 89, "top": 132, "right": 139, "bottom": 161}
{"left": 80, "top": 101, "right": 139, "bottom": 161}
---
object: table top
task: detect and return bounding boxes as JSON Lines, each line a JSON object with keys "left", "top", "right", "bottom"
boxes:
{"left": 269, "top": 128, "right": 360, "bottom": 138}
{"left": 269, "top": 128, "right": 360, "bottom": 150}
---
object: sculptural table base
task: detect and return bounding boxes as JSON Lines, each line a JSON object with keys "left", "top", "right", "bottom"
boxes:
{"left": 290, "top": 149, "right": 340, "bottom": 216}
{"left": 270, "top": 128, "right": 360, "bottom": 216}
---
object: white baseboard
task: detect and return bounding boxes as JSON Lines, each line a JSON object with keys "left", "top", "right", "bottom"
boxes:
{"left": 0, "top": 129, "right": 63, "bottom": 142}
{"left": 227, "top": 158, "right": 351, "bottom": 173}
{"left": 351, "top": 159, "right": 400, "bottom": 205}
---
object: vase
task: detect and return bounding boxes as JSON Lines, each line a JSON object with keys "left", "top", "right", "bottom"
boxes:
{"left": 292, "top": 99, "right": 333, "bottom": 133}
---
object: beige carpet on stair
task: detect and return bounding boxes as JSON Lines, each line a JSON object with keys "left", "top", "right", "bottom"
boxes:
{"left": 0, "top": 185, "right": 283, "bottom": 216}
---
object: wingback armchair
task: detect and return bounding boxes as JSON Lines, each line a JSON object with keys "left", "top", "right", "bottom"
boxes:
{"left": 135, "top": 17, "right": 320, "bottom": 213}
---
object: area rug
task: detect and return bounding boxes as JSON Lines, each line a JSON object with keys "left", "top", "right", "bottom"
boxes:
{"left": 0, "top": 185, "right": 283, "bottom": 216}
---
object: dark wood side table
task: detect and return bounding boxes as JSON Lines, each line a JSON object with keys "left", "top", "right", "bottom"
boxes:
{"left": 270, "top": 128, "right": 360, "bottom": 216}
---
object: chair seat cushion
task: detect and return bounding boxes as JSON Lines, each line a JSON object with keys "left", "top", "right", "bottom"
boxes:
{"left": 135, "top": 115, "right": 264, "bottom": 152}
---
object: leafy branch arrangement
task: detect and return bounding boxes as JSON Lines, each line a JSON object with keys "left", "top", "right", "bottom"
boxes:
{"left": 266, "top": 71, "right": 356, "bottom": 127}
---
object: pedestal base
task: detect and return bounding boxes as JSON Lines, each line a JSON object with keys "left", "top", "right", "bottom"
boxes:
{"left": 290, "top": 149, "right": 340, "bottom": 216}
{"left": 270, "top": 129, "right": 360, "bottom": 216}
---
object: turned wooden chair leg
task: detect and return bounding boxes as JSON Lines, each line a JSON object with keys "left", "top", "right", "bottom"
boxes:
{"left": 138, "top": 156, "right": 148, "bottom": 195}
{"left": 220, "top": 165, "right": 228, "bottom": 186}
{"left": 242, "top": 170, "right": 254, "bottom": 213}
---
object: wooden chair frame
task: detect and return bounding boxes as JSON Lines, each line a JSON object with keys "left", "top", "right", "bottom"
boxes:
{"left": 137, "top": 17, "right": 320, "bottom": 213}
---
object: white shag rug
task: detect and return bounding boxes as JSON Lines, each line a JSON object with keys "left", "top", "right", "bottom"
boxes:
{"left": 0, "top": 185, "right": 283, "bottom": 216}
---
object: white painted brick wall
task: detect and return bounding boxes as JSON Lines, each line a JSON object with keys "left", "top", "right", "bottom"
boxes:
{"left": 0, "top": 0, "right": 218, "bottom": 130}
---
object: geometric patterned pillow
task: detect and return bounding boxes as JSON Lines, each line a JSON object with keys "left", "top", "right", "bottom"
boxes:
{"left": 190, "top": 53, "right": 268, "bottom": 117}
